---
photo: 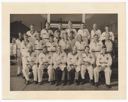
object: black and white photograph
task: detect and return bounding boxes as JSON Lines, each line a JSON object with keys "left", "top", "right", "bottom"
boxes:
{"left": 10, "top": 14, "right": 118, "bottom": 91}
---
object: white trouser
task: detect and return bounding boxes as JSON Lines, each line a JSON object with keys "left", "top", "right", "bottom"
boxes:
{"left": 32, "top": 64, "right": 38, "bottom": 81}
{"left": 22, "top": 65, "right": 30, "bottom": 81}
{"left": 17, "top": 56, "right": 22, "bottom": 74}
{"left": 94, "top": 66, "right": 112, "bottom": 85}
{"left": 47, "top": 65, "right": 55, "bottom": 82}
{"left": 37, "top": 64, "right": 55, "bottom": 82}
{"left": 38, "top": 64, "right": 45, "bottom": 82}
{"left": 81, "top": 64, "right": 93, "bottom": 80}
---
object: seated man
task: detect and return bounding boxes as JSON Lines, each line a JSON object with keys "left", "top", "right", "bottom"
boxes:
{"left": 67, "top": 47, "right": 81, "bottom": 85}
{"left": 52, "top": 46, "right": 62, "bottom": 86}
{"left": 22, "top": 46, "right": 37, "bottom": 85}
{"left": 94, "top": 46, "right": 112, "bottom": 88}
{"left": 81, "top": 46, "right": 95, "bottom": 85}
{"left": 37, "top": 46, "right": 54, "bottom": 85}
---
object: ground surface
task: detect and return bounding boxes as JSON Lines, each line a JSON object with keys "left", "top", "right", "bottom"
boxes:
{"left": 10, "top": 63, "right": 118, "bottom": 91}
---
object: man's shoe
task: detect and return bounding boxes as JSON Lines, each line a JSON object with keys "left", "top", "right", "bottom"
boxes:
{"left": 34, "top": 81, "right": 38, "bottom": 84}
{"left": 90, "top": 80, "right": 94, "bottom": 85}
{"left": 38, "top": 82, "right": 42, "bottom": 85}
{"left": 106, "top": 84, "right": 112, "bottom": 89}
{"left": 26, "top": 80, "right": 30, "bottom": 85}
{"left": 95, "top": 82, "right": 99, "bottom": 87}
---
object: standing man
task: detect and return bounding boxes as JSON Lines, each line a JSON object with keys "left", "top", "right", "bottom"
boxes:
{"left": 101, "top": 26, "right": 114, "bottom": 42}
{"left": 16, "top": 32, "right": 23, "bottom": 76}
{"left": 94, "top": 46, "right": 112, "bottom": 88}
{"left": 77, "top": 23, "right": 90, "bottom": 40}
{"left": 26, "top": 24, "right": 37, "bottom": 46}
{"left": 65, "top": 20, "right": 77, "bottom": 39}
{"left": 40, "top": 22, "right": 53, "bottom": 43}
{"left": 89, "top": 34, "right": 103, "bottom": 59}
{"left": 91, "top": 23, "right": 101, "bottom": 41}
{"left": 20, "top": 34, "right": 33, "bottom": 82}
{"left": 81, "top": 46, "right": 95, "bottom": 85}
{"left": 34, "top": 33, "right": 45, "bottom": 56}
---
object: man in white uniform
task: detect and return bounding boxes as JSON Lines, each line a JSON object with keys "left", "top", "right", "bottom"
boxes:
{"left": 20, "top": 34, "right": 33, "bottom": 82}
{"left": 101, "top": 26, "right": 114, "bottom": 42}
{"left": 34, "top": 33, "right": 45, "bottom": 56}
{"left": 16, "top": 32, "right": 23, "bottom": 76}
{"left": 67, "top": 47, "right": 81, "bottom": 85}
{"left": 46, "top": 35, "right": 56, "bottom": 55}
{"left": 22, "top": 46, "right": 36, "bottom": 85}
{"left": 65, "top": 20, "right": 77, "bottom": 39}
{"left": 77, "top": 23, "right": 90, "bottom": 40}
{"left": 89, "top": 34, "right": 103, "bottom": 59}
{"left": 91, "top": 23, "right": 101, "bottom": 40}
{"left": 94, "top": 46, "right": 112, "bottom": 88}
{"left": 26, "top": 24, "right": 37, "bottom": 46}
{"left": 60, "top": 49, "right": 68, "bottom": 86}
{"left": 81, "top": 46, "right": 95, "bottom": 85}
{"left": 40, "top": 22, "right": 53, "bottom": 43}
{"left": 52, "top": 46, "right": 62, "bottom": 86}
{"left": 37, "top": 46, "right": 55, "bottom": 85}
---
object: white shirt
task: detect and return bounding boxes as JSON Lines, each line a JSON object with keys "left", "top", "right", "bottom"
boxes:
{"left": 46, "top": 41, "right": 56, "bottom": 52}
{"left": 10, "top": 43, "right": 17, "bottom": 55}
{"left": 81, "top": 52, "right": 95, "bottom": 65}
{"left": 91, "top": 29, "right": 101, "bottom": 40}
{"left": 89, "top": 40, "right": 103, "bottom": 52}
{"left": 105, "top": 40, "right": 113, "bottom": 53}
{"left": 26, "top": 30, "right": 37, "bottom": 45}
{"left": 101, "top": 31, "right": 114, "bottom": 42}
{"left": 77, "top": 28, "right": 90, "bottom": 39}
{"left": 96, "top": 53, "right": 112, "bottom": 67}
{"left": 40, "top": 29, "right": 53, "bottom": 39}
{"left": 34, "top": 40, "right": 44, "bottom": 50}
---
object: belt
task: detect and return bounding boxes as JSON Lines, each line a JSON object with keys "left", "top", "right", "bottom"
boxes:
{"left": 92, "top": 51, "right": 100, "bottom": 52}
{"left": 35, "top": 49, "right": 43, "bottom": 50}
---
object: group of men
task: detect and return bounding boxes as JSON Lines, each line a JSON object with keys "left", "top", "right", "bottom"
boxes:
{"left": 10, "top": 20, "right": 114, "bottom": 88}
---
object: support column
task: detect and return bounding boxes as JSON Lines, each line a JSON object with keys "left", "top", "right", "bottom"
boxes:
{"left": 82, "top": 14, "right": 86, "bottom": 23}
{"left": 47, "top": 14, "right": 50, "bottom": 23}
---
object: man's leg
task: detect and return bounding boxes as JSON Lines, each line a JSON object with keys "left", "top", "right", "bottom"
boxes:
{"left": 62, "top": 67, "right": 68, "bottom": 85}
{"left": 94, "top": 67, "right": 101, "bottom": 87}
{"left": 81, "top": 65, "right": 86, "bottom": 84}
{"left": 87, "top": 65, "right": 94, "bottom": 85}
{"left": 32, "top": 65, "right": 38, "bottom": 84}
{"left": 37, "top": 65, "right": 44, "bottom": 84}
{"left": 104, "top": 67, "right": 112, "bottom": 88}
{"left": 47, "top": 65, "right": 55, "bottom": 84}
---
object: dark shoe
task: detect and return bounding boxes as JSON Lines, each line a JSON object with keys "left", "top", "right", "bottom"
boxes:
{"left": 69, "top": 81, "right": 73, "bottom": 85}
{"left": 34, "top": 81, "right": 38, "bottom": 84}
{"left": 90, "top": 80, "right": 94, "bottom": 85}
{"left": 95, "top": 82, "right": 99, "bottom": 87}
{"left": 75, "top": 80, "right": 80, "bottom": 85}
{"left": 17, "top": 73, "right": 21, "bottom": 77}
{"left": 81, "top": 79, "right": 86, "bottom": 85}
{"left": 56, "top": 82, "right": 60, "bottom": 86}
{"left": 38, "top": 82, "right": 42, "bottom": 85}
{"left": 63, "top": 82, "right": 67, "bottom": 86}
{"left": 50, "top": 81, "right": 55, "bottom": 85}
{"left": 106, "top": 84, "right": 111, "bottom": 89}
{"left": 26, "top": 80, "right": 30, "bottom": 85}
